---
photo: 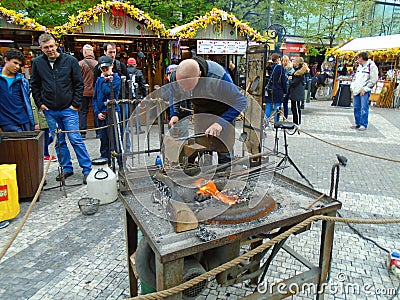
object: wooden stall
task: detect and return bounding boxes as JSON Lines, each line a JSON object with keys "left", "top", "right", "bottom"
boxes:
{"left": 168, "top": 8, "right": 264, "bottom": 89}
{"left": 50, "top": 1, "right": 169, "bottom": 129}
{"left": 327, "top": 34, "right": 400, "bottom": 108}
{"left": 51, "top": 1, "right": 168, "bottom": 91}
{"left": 0, "top": 5, "right": 46, "bottom": 79}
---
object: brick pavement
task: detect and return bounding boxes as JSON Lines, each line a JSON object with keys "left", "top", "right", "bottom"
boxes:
{"left": 0, "top": 100, "right": 399, "bottom": 299}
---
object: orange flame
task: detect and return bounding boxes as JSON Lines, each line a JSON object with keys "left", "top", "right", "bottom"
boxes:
{"left": 196, "top": 179, "right": 238, "bottom": 206}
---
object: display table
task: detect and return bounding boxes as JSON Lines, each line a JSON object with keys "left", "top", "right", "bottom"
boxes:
{"left": 119, "top": 171, "right": 342, "bottom": 299}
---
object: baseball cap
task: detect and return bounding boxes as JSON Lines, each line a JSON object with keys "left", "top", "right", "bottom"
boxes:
{"left": 82, "top": 44, "right": 93, "bottom": 51}
{"left": 166, "top": 64, "right": 178, "bottom": 74}
{"left": 98, "top": 56, "right": 113, "bottom": 68}
{"left": 127, "top": 58, "right": 136, "bottom": 65}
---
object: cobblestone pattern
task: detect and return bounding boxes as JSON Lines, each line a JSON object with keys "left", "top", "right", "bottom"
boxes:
{"left": 1, "top": 101, "right": 399, "bottom": 299}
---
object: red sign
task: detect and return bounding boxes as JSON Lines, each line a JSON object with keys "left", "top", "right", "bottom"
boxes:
{"left": 285, "top": 43, "right": 306, "bottom": 53}
{"left": 0, "top": 185, "right": 8, "bottom": 202}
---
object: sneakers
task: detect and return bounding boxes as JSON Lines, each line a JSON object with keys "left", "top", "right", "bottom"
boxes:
{"left": 357, "top": 125, "right": 367, "bottom": 131}
{"left": 0, "top": 220, "right": 10, "bottom": 229}
{"left": 83, "top": 174, "right": 89, "bottom": 185}
{"left": 56, "top": 171, "right": 74, "bottom": 181}
{"left": 350, "top": 125, "right": 360, "bottom": 129}
{"left": 44, "top": 156, "right": 57, "bottom": 162}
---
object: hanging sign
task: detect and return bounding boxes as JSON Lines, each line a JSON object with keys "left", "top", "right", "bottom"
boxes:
{"left": 197, "top": 40, "right": 258, "bottom": 55}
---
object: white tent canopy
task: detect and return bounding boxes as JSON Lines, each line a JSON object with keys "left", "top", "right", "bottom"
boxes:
{"left": 338, "top": 34, "right": 400, "bottom": 51}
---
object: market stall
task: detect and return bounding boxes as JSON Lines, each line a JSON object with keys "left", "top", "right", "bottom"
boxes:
{"left": 51, "top": 1, "right": 168, "bottom": 91}
{"left": 327, "top": 34, "right": 400, "bottom": 108}
{"left": 168, "top": 8, "right": 264, "bottom": 88}
{"left": 0, "top": 5, "right": 46, "bottom": 79}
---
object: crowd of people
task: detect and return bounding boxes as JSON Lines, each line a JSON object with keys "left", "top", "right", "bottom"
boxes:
{"left": 0, "top": 33, "right": 380, "bottom": 230}
{"left": 264, "top": 54, "right": 309, "bottom": 127}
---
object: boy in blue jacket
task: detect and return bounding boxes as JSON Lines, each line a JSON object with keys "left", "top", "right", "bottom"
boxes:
{"left": 92, "top": 56, "right": 122, "bottom": 167}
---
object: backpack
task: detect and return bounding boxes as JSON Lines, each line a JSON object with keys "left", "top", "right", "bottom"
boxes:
{"left": 115, "top": 60, "right": 122, "bottom": 75}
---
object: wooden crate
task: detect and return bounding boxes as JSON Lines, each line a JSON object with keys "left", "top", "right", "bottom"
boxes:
{"left": 0, "top": 131, "right": 44, "bottom": 201}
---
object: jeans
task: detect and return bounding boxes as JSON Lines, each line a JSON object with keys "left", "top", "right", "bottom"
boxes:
{"left": 79, "top": 96, "right": 100, "bottom": 136}
{"left": 44, "top": 108, "right": 92, "bottom": 175}
{"left": 43, "top": 128, "right": 53, "bottom": 157}
{"left": 265, "top": 102, "right": 282, "bottom": 123}
{"left": 353, "top": 91, "right": 370, "bottom": 127}
{"left": 1, "top": 123, "right": 31, "bottom": 132}
{"left": 99, "top": 117, "right": 123, "bottom": 167}
{"left": 283, "top": 99, "right": 289, "bottom": 119}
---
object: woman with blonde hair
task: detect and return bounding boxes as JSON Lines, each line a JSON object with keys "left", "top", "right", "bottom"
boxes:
{"left": 288, "top": 57, "right": 308, "bottom": 125}
{"left": 281, "top": 55, "right": 294, "bottom": 119}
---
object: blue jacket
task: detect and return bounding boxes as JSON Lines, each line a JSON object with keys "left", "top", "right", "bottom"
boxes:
{"left": 92, "top": 73, "right": 121, "bottom": 117}
{"left": 31, "top": 51, "right": 84, "bottom": 110}
{"left": 0, "top": 68, "right": 34, "bottom": 129}
{"left": 265, "top": 63, "right": 288, "bottom": 103}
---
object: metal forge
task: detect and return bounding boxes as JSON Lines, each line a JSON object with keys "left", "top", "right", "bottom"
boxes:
{"left": 116, "top": 83, "right": 342, "bottom": 299}
{"left": 119, "top": 131, "right": 342, "bottom": 299}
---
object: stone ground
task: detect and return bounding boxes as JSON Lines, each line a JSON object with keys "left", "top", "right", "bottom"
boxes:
{"left": 1, "top": 100, "right": 400, "bottom": 299}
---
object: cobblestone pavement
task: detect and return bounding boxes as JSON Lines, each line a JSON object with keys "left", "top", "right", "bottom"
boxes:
{"left": 1, "top": 100, "right": 399, "bottom": 299}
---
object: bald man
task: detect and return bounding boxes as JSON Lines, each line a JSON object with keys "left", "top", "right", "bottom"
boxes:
{"left": 169, "top": 57, "right": 246, "bottom": 164}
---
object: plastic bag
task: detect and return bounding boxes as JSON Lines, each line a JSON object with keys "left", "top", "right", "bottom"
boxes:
{"left": 0, "top": 164, "right": 20, "bottom": 222}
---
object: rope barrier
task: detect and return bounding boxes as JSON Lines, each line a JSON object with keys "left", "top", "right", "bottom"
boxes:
{"left": 298, "top": 128, "right": 400, "bottom": 163}
{"left": 127, "top": 214, "right": 400, "bottom": 300}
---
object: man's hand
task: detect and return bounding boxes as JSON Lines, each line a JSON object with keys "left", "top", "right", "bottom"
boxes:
{"left": 40, "top": 104, "right": 49, "bottom": 111}
{"left": 360, "top": 90, "right": 366, "bottom": 96}
{"left": 205, "top": 122, "right": 223, "bottom": 137}
{"left": 169, "top": 116, "right": 179, "bottom": 128}
{"left": 69, "top": 105, "right": 78, "bottom": 111}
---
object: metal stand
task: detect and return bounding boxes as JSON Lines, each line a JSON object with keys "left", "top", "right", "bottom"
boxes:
{"left": 44, "top": 128, "right": 81, "bottom": 195}
{"left": 274, "top": 121, "right": 313, "bottom": 188}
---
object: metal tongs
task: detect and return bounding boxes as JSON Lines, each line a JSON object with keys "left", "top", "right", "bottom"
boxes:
{"left": 175, "top": 133, "right": 207, "bottom": 141}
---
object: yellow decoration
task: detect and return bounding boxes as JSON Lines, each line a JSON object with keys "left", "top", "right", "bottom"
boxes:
{"left": 50, "top": 1, "right": 167, "bottom": 38}
{"left": 326, "top": 39, "right": 400, "bottom": 61}
{"left": 168, "top": 8, "right": 265, "bottom": 42}
{"left": 0, "top": 5, "right": 46, "bottom": 31}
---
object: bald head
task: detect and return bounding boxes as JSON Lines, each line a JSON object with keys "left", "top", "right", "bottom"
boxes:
{"left": 176, "top": 59, "right": 201, "bottom": 91}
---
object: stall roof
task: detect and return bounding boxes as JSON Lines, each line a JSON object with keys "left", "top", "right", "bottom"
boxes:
{"left": 51, "top": 1, "right": 167, "bottom": 38}
{"left": 168, "top": 8, "right": 264, "bottom": 42}
{"left": 338, "top": 34, "right": 400, "bottom": 51}
{"left": 0, "top": 5, "right": 46, "bottom": 31}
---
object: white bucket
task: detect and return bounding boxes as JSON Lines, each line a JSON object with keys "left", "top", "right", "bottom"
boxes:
{"left": 87, "top": 158, "right": 118, "bottom": 205}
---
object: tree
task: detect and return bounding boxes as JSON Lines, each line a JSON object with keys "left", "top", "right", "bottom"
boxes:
{"left": 129, "top": 0, "right": 213, "bottom": 28}
{"left": 274, "top": 0, "right": 376, "bottom": 47}
{"left": 0, "top": 0, "right": 98, "bottom": 27}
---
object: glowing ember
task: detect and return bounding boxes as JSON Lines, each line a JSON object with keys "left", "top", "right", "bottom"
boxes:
{"left": 196, "top": 179, "right": 238, "bottom": 206}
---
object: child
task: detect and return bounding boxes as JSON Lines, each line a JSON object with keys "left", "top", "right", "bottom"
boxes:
{"left": 92, "top": 56, "right": 121, "bottom": 167}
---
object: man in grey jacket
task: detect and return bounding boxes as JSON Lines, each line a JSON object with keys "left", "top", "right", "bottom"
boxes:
{"left": 350, "top": 52, "right": 378, "bottom": 131}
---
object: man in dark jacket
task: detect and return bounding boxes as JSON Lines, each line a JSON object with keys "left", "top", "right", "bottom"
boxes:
{"left": 31, "top": 33, "right": 92, "bottom": 184}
